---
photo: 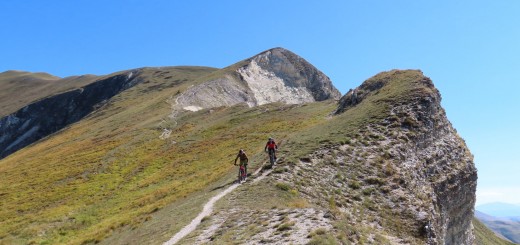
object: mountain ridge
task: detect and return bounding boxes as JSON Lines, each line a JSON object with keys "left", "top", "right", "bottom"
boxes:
{"left": 476, "top": 210, "right": 520, "bottom": 243}
{"left": 173, "top": 47, "right": 341, "bottom": 112}
{"left": 0, "top": 47, "right": 504, "bottom": 245}
{"left": 0, "top": 70, "right": 97, "bottom": 117}
{"left": 0, "top": 69, "right": 143, "bottom": 159}
{"left": 477, "top": 202, "right": 520, "bottom": 217}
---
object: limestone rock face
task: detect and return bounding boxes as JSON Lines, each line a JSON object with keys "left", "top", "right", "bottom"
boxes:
{"left": 335, "top": 70, "right": 478, "bottom": 244}
{"left": 241, "top": 48, "right": 341, "bottom": 103}
{"left": 387, "top": 78, "right": 476, "bottom": 245}
{"left": 176, "top": 48, "right": 341, "bottom": 111}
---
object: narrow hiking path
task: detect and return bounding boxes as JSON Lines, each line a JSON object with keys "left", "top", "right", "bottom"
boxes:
{"left": 159, "top": 86, "right": 193, "bottom": 140}
{"left": 163, "top": 163, "right": 273, "bottom": 245}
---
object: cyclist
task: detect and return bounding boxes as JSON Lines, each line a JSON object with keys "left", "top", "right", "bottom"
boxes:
{"left": 234, "top": 149, "right": 249, "bottom": 180}
{"left": 264, "top": 137, "right": 278, "bottom": 162}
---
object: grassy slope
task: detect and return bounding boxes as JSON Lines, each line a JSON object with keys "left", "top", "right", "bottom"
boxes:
{"left": 102, "top": 101, "right": 338, "bottom": 245}
{"left": 477, "top": 218, "right": 520, "bottom": 244}
{"left": 283, "top": 69, "right": 436, "bottom": 161}
{"left": 0, "top": 66, "right": 216, "bottom": 244}
{"left": 179, "top": 69, "right": 442, "bottom": 244}
{"left": 0, "top": 71, "right": 100, "bottom": 117}
{"left": 474, "top": 218, "right": 516, "bottom": 245}
{"left": 181, "top": 69, "right": 505, "bottom": 244}
{"left": 0, "top": 65, "right": 335, "bottom": 244}
{"left": 1, "top": 67, "right": 510, "bottom": 245}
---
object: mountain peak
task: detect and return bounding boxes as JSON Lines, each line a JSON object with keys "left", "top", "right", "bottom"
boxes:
{"left": 240, "top": 47, "right": 341, "bottom": 101}
{"left": 175, "top": 48, "right": 341, "bottom": 111}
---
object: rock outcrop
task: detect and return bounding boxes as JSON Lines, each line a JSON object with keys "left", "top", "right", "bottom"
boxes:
{"left": 177, "top": 69, "right": 478, "bottom": 245}
{"left": 0, "top": 70, "right": 142, "bottom": 159}
{"left": 176, "top": 47, "right": 341, "bottom": 111}
{"left": 334, "top": 70, "right": 478, "bottom": 244}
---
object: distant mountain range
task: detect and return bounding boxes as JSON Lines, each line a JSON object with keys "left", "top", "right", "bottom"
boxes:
{"left": 477, "top": 202, "right": 520, "bottom": 217}
{"left": 476, "top": 209, "right": 520, "bottom": 244}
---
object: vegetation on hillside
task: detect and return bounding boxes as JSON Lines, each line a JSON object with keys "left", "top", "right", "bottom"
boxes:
{"left": 474, "top": 218, "right": 516, "bottom": 245}
{"left": 0, "top": 70, "right": 98, "bottom": 117}
{"left": 0, "top": 66, "right": 506, "bottom": 244}
{"left": 0, "top": 66, "right": 334, "bottom": 244}
{"left": 179, "top": 70, "right": 459, "bottom": 244}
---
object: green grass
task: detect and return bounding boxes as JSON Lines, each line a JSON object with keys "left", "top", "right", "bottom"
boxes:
{"left": 279, "top": 70, "right": 434, "bottom": 165}
{"left": 0, "top": 65, "right": 336, "bottom": 244}
{"left": 0, "top": 70, "right": 98, "bottom": 117}
{"left": 474, "top": 218, "right": 516, "bottom": 245}
{"left": 0, "top": 68, "right": 492, "bottom": 244}
{"left": 203, "top": 69, "right": 464, "bottom": 244}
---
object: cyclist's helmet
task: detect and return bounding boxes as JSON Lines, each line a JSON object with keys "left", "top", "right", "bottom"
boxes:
{"left": 268, "top": 137, "right": 273, "bottom": 141}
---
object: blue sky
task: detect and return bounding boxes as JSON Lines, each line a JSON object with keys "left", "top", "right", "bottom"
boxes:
{"left": 1, "top": 1, "right": 519, "bottom": 205}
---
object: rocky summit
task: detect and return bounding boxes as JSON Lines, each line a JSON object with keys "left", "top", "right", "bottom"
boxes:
{"left": 175, "top": 47, "right": 341, "bottom": 111}
{"left": 0, "top": 48, "right": 498, "bottom": 245}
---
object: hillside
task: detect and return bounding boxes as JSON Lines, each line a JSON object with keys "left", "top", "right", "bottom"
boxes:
{"left": 0, "top": 70, "right": 98, "bottom": 117}
{"left": 0, "top": 48, "right": 506, "bottom": 245}
{"left": 0, "top": 48, "right": 338, "bottom": 244}
{"left": 0, "top": 48, "right": 340, "bottom": 160}
{"left": 476, "top": 211, "right": 520, "bottom": 243}
{"left": 473, "top": 218, "right": 516, "bottom": 245}
{"left": 170, "top": 69, "right": 478, "bottom": 244}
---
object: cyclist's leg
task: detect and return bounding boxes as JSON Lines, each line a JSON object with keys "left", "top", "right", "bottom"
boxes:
{"left": 241, "top": 159, "right": 248, "bottom": 177}
{"left": 240, "top": 166, "right": 246, "bottom": 181}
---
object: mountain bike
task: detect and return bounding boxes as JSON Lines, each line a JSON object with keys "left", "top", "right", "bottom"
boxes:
{"left": 238, "top": 165, "right": 247, "bottom": 183}
{"left": 268, "top": 148, "right": 276, "bottom": 168}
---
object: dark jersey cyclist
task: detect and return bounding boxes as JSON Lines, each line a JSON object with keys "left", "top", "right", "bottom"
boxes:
{"left": 234, "top": 149, "right": 249, "bottom": 178}
{"left": 264, "top": 137, "right": 278, "bottom": 161}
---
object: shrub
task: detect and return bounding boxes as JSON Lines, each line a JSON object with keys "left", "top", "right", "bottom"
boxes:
{"left": 365, "top": 177, "right": 385, "bottom": 186}
{"left": 273, "top": 168, "right": 286, "bottom": 174}
{"left": 362, "top": 188, "right": 375, "bottom": 196}
{"left": 275, "top": 182, "right": 290, "bottom": 191}
{"left": 308, "top": 228, "right": 328, "bottom": 238}
{"left": 349, "top": 181, "right": 361, "bottom": 189}
{"left": 384, "top": 163, "right": 396, "bottom": 176}
{"left": 343, "top": 138, "right": 352, "bottom": 144}
{"left": 277, "top": 221, "right": 295, "bottom": 231}
{"left": 201, "top": 215, "right": 211, "bottom": 223}
{"left": 307, "top": 234, "right": 337, "bottom": 245}
{"left": 402, "top": 117, "right": 419, "bottom": 128}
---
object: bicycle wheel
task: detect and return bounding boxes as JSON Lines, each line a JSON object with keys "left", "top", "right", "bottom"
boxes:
{"left": 239, "top": 166, "right": 246, "bottom": 182}
{"left": 268, "top": 149, "right": 275, "bottom": 167}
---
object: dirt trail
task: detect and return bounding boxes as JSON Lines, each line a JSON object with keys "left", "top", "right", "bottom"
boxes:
{"left": 159, "top": 86, "right": 193, "bottom": 140}
{"left": 163, "top": 165, "right": 272, "bottom": 245}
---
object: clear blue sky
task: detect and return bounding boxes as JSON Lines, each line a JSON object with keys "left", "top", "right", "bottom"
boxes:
{"left": 1, "top": 1, "right": 519, "bottom": 205}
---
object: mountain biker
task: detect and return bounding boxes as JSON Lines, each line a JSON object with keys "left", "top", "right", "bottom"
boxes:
{"left": 264, "top": 137, "right": 278, "bottom": 161}
{"left": 234, "top": 149, "right": 249, "bottom": 179}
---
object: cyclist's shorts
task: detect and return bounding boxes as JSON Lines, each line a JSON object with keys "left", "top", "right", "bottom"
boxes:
{"left": 240, "top": 159, "right": 248, "bottom": 166}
